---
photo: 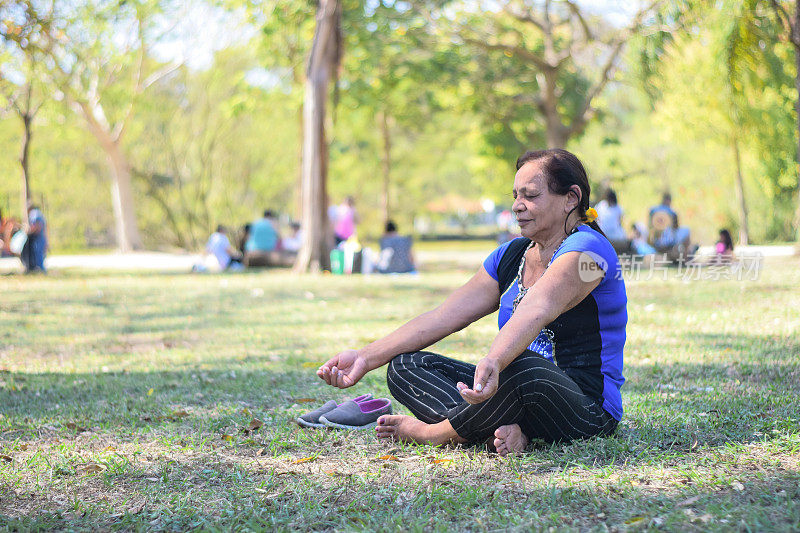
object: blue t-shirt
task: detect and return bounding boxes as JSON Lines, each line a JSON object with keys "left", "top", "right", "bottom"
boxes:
{"left": 246, "top": 218, "right": 278, "bottom": 252}
{"left": 482, "top": 226, "right": 627, "bottom": 420}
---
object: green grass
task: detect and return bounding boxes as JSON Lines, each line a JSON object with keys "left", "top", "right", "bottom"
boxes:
{"left": 1, "top": 255, "right": 799, "bottom": 531}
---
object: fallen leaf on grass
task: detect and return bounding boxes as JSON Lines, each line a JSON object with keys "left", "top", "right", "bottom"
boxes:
{"left": 65, "top": 422, "right": 88, "bottom": 432}
{"left": 292, "top": 456, "right": 315, "bottom": 464}
{"left": 248, "top": 418, "right": 264, "bottom": 431}
{"left": 102, "top": 446, "right": 117, "bottom": 452}
{"left": 221, "top": 434, "right": 234, "bottom": 442}
{"left": 678, "top": 495, "right": 701, "bottom": 507}
{"left": 732, "top": 481, "right": 745, "bottom": 492}
{"left": 291, "top": 398, "right": 316, "bottom": 404}
{"left": 377, "top": 455, "right": 399, "bottom": 461}
{"left": 76, "top": 463, "right": 106, "bottom": 475}
{"left": 624, "top": 516, "right": 645, "bottom": 525}
{"left": 256, "top": 448, "right": 266, "bottom": 456}
{"left": 169, "top": 410, "right": 190, "bottom": 419}
{"left": 147, "top": 388, "right": 154, "bottom": 396}
{"left": 128, "top": 499, "right": 145, "bottom": 514}
{"left": 0, "top": 454, "right": 12, "bottom": 462}
{"left": 429, "top": 458, "right": 452, "bottom": 465}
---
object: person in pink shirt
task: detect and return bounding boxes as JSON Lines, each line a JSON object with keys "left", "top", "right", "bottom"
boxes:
{"left": 714, "top": 228, "right": 734, "bottom": 264}
{"left": 333, "top": 196, "right": 358, "bottom": 245}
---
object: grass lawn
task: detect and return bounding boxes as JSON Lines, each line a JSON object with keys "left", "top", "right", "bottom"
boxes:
{"left": 1, "top": 254, "right": 799, "bottom": 531}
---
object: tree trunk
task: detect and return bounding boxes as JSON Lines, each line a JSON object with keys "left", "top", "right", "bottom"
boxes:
{"left": 106, "top": 141, "right": 144, "bottom": 252}
{"left": 77, "top": 99, "right": 144, "bottom": 252}
{"left": 294, "top": 0, "right": 340, "bottom": 273}
{"left": 540, "top": 70, "right": 568, "bottom": 149}
{"left": 731, "top": 134, "right": 750, "bottom": 245}
{"left": 379, "top": 109, "right": 392, "bottom": 224}
{"left": 19, "top": 112, "right": 32, "bottom": 219}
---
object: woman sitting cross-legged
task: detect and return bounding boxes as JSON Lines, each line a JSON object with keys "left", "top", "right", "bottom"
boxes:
{"left": 317, "top": 148, "right": 626, "bottom": 456}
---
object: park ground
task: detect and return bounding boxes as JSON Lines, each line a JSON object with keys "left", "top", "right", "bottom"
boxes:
{"left": 0, "top": 249, "right": 799, "bottom": 531}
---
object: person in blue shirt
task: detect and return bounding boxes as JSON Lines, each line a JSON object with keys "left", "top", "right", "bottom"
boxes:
{"left": 243, "top": 210, "right": 291, "bottom": 267}
{"left": 22, "top": 205, "right": 47, "bottom": 273}
{"left": 246, "top": 210, "right": 279, "bottom": 253}
{"left": 315, "top": 149, "right": 627, "bottom": 456}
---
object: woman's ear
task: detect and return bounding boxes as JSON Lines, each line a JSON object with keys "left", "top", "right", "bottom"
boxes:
{"left": 566, "top": 185, "right": 582, "bottom": 212}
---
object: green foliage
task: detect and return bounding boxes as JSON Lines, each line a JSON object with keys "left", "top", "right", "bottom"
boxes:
{"left": 2, "top": 0, "right": 800, "bottom": 247}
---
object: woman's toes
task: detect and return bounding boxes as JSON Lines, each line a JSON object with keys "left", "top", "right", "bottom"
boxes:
{"left": 493, "top": 437, "right": 507, "bottom": 456}
{"left": 494, "top": 425, "right": 511, "bottom": 440}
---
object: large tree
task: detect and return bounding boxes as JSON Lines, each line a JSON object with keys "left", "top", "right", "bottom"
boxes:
{"left": 0, "top": 0, "right": 178, "bottom": 251}
{"left": 294, "top": 0, "right": 342, "bottom": 272}
{"left": 0, "top": 48, "right": 43, "bottom": 219}
{"left": 423, "top": 0, "right": 661, "bottom": 150}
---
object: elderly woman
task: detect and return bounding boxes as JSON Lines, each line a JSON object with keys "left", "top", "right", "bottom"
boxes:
{"left": 318, "top": 149, "right": 626, "bottom": 455}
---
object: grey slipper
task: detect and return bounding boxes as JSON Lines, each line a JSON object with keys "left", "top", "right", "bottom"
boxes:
{"left": 319, "top": 398, "right": 392, "bottom": 430}
{"left": 296, "top": 394, "right": 372, "bottom": 428}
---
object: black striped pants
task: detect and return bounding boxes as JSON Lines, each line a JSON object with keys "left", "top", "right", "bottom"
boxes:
{"left": 386, "top": 350, "right": 618, "bottom": 445}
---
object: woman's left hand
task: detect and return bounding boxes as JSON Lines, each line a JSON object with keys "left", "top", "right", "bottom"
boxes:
{"left": 457, "top": 357, "right": 499, "bottom": 404}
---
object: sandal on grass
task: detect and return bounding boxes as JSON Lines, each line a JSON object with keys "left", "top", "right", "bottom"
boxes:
{"left": 296, "top": 394, "right": 372, "bottom": 428}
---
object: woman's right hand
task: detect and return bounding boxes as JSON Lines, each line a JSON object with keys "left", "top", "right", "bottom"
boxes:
{"left": 317, "top": 349, "right": 369, "bottom": 388}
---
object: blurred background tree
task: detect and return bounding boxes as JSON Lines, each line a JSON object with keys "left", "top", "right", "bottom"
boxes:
{"left": 0, "top": 0, "right": 798, "bottom": 251}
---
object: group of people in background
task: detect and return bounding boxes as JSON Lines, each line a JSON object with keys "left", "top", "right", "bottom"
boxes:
{"left": 593, "top": 190, "right": 734, "bottom": 264}
{"left": 0, "top": 205, "right": 48, "bottom": 274}
{"left": 199, "top": 197, "right": 416, "bottom": 274}
{"left": 199, "top": 210, "right": 301, "bottom": 272}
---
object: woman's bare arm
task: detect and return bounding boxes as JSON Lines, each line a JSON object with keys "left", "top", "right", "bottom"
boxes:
{"left": 318, "top": 266, "right": 500, "bottom": 388}
{"left": 359, "top": 266, "right": 500, "bottom": 370}
{"left": 459, "top": 251, "right": 603, "bottom": 403}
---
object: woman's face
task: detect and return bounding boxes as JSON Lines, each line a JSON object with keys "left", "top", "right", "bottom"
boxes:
{"left": 512, "top": 161, "right": 577, "bottom": 241}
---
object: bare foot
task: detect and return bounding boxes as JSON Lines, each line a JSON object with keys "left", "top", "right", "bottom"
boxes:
{"left": 375, "top": 415, "right": 465, "bottom": 446}
{"left": 493, "top": 424, "right": 528, "bottom": 457}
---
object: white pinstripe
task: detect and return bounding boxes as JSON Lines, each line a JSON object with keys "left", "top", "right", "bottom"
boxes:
{"left": 387, "top": 351, "right": 613, "bottom": 443}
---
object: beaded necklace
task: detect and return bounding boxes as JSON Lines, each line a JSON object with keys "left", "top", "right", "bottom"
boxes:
{"left": 510, "top": 226, "right": 580, "bottom": 315}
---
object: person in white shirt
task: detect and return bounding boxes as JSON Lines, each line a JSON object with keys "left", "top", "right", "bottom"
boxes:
{"left": 205, "top": 225, "right": 242, "bottom": 271}
{"left": 594, "top": 189, "right": 626, "bottom": 242}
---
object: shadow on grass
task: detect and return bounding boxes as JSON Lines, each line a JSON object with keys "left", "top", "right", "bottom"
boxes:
{"left": 1, "top": 350, "right": 798, "bottom": 463}
{"left": 1, "top": 445, "right": 799, "bottom": 531}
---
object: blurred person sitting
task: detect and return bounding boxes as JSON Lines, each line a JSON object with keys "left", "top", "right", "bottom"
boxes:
{"left": 244, "top": 210, "right": 290, "bottom": 267}
{"left": 333, "top": 196, "right": 358, "bottom": 246}
{"left": 377, "top": 220, "right": 416, "bottom": 274}
{"left": 237, "top": 223, "right": 251, "bottom": 260}
{"left": 594, "top": 189, "right": 630, "bottom": 254}
{"left": 713, "top": 228, "right": 735, "bottom": 264}
{"left": 204, "top": 225, "right": 242, "bottom": 271}
{"left": 282, "top": 222, "right": 304, "bottom": 254}
{"left": 630, "top": 222, "right": 656, "bottom": 256}
{"left": 0, "top": 208, "right": 21, "bottom": 258}
{"left": 648, "top": 193, "right": 692, "bottom": 262}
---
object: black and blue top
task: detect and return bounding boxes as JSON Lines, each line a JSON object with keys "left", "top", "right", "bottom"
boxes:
{"left": 482, "top": 225, "right": 627, "bottom": 420}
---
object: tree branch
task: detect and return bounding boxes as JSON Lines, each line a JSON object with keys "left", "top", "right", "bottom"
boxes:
{"left": 564, "top": 0, "right": 595, "bottom": 41}
{"left": 461, "top": 36, "right": 552, "bottom": 70}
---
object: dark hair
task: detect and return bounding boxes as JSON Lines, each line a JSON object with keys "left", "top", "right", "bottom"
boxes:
{"left": 662, "top": 192, "right": 672, "bottom": 205}
{"left": 515, "top": 149, "right": 606, "bottom": 237}
{"left": 385, "top": 220, "right": 397, "bottom": 233}
{"left": 263, "top": 210, "right": 276, "bottom": 219}
{"left": 604, "top": 189, "right": 618, "bottom": 206}
{"left": 216, "top": 224, "right": 226, "bottom": 233}
{"left": 719, "top": 229, "right": 734, "bottom": 251}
